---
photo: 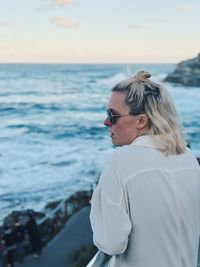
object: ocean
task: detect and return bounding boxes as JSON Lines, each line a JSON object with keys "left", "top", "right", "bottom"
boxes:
{"left": 0, "top": 63, "right": 199, "bottom": 223}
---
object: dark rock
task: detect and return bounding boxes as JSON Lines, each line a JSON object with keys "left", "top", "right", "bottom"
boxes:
{"left": 45, "top": 200, "right": 61, "bottom": 210}
{"left": 164, "top": 53, "right": 200, "bottom": 87}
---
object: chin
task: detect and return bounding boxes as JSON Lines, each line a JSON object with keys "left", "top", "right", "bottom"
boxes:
{"left": 111, "top": 138, "right": 118, "bottom": 146}
{"left": 112, "top": 137, "right": 133, "bottom": 146}
{"left": 112, "top": 139, "right": 123, "bottom": 147}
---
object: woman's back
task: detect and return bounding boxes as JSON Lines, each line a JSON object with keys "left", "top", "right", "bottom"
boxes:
{"left": 90, "top": 136, "right": 200, "bottom": 267}
{"left": 122, "top": 158, "right": 200, "bottom": 267}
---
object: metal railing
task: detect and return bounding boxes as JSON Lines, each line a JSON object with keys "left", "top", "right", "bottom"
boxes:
{"left": 86, "top": 249, "right": 200, "bottom": 267}
{"left": 86, "top": 253, "right": 98, "bottom": 267}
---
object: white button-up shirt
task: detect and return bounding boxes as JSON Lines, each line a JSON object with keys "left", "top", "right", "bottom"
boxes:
{"left": 90, "top": 135, "right": 200, "bottom": 267}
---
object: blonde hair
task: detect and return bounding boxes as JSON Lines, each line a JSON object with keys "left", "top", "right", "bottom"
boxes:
{"left": 112, "top": 70, "right": 186, "bottom": 155}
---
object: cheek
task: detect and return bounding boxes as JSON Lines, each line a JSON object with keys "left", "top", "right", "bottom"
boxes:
{"left": 113, "top": 120, "right": 138, "bottom": 140}
{"left": 112, "top": 125, "right": 127, "bottom": 143}
{"left": 112, "top": 123, "right": 124, "bottom": 135}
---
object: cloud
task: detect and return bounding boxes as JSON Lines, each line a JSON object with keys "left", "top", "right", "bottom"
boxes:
{"left": 181, "top": 3, "right": 193, "bottom": 12}
{"left": 36, "top": 0, "right": 72, "bottom": 11}
{"left": 0, "top": 21, "right": 9, "bottom": 27}
{"left": 146, "top": 18, "right": 166, "bottom": 24}
{"left": 51, "top": 0, "right": 72, "bottom": 6}
{"left": 50, "top": 16, "right": 76, "bottom": 28}
{"left": 128, "top": 24, "right": 141, "bottom": 30}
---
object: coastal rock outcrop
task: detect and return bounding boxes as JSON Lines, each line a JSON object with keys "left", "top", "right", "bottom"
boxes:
{"left": 164, "top": 53, "right": 200, "bottom": 87}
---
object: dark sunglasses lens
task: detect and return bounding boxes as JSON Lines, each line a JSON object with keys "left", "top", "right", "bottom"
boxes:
{"left": 106, "top": 110, "right": 112, "bottom": 124}
{"left": 107, "top": 110, "right": 116, "bottom": 125}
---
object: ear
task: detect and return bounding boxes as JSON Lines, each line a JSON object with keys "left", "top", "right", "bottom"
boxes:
{"left": 137, "top": 114, "right": 148, "bottom": 130}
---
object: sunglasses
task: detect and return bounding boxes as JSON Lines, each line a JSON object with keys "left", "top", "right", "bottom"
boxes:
{"left": 106, "top": 109, "right": 134, "bottom": 125}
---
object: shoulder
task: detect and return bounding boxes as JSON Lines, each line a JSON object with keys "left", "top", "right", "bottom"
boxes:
{"left": 110, "top": 144, "right": 146, "bottom": 159}
{"left": 180, "top": 148, "right": 200, "bottom": 167}
{"left": 105, "top": 145, "right": 159, "bottom": 183}
{"left": 110, "top": 143, "right": 160, "bottom": 165}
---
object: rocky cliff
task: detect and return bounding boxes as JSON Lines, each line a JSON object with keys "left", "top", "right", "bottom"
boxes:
{"left": 164, "top": 53, "right": 200, "bottom": 87}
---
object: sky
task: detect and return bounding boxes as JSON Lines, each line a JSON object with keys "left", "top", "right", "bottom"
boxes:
{"left": 0, "top": 0, "right": 200, "bottom": 63}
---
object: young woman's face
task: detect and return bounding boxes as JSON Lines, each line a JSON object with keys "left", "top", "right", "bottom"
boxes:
{"left": 104, "top": 92, "right": 140, "bottom": 146}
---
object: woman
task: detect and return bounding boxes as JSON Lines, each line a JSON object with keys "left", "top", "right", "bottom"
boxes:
{"left": 26, "top": 213, "right": 42, "bottom": 258}
{"left": 90, "top": 71, "right": 200, "bottom": 267}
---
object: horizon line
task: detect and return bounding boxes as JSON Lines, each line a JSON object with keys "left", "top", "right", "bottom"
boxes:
{"left": 0, "top": 62, "right": 177, "bottom": 65}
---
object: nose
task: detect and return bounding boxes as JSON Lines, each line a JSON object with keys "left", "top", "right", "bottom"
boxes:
{"left": 104, "top": 118, "right": 112, "bottom": 127}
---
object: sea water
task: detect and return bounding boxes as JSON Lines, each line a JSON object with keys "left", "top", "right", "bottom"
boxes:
{"left": 0, "top": 63, "right": 199, "bottom": 222}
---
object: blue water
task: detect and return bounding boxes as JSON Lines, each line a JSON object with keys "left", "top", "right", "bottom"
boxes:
{"left": 0, "top": 63, "right": 199, "bottom": 222}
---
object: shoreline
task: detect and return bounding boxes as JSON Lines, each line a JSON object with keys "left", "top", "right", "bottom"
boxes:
{"left": 0, "top": 189, "right": 93, "bottom": 256}
{"left": 14, "top": 206, "right": 94, "bottom": 267}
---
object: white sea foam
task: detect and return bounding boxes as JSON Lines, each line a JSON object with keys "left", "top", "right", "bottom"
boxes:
{"left": 97, "top": 72, "right": 127, "bottom": 86}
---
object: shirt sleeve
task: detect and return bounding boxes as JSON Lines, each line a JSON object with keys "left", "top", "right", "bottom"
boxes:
{"left": 90, "top": 151, "right": 132, "bottom": 256}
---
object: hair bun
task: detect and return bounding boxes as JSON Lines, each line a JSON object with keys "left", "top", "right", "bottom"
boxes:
{"left": 133, "top": 70, "right": 151, "bottom": 82}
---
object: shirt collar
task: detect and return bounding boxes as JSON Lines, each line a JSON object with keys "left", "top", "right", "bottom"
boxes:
{"left": 131, "top": 135, "right": 159, "bottom": 150}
